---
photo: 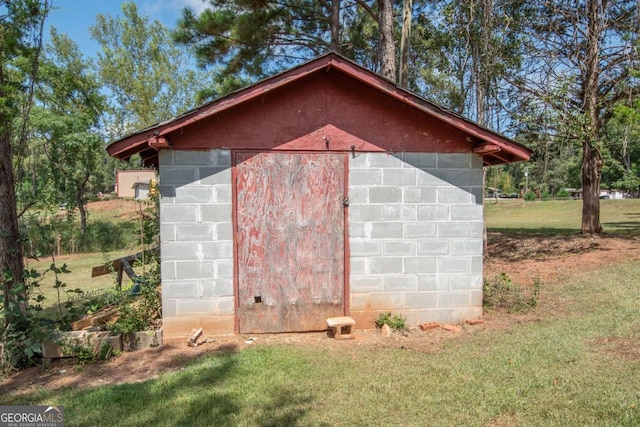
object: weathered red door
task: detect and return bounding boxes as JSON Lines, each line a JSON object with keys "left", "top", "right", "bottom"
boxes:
{"left": 235, "top": 151, "right": 346, "bottom": 333}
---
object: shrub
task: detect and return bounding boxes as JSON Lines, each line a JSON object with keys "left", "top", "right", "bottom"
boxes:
{"left": 374, "top": 312, "right": 406, "bottom": 331}
{"left": 483, "top": 273, "right": 539, "bottom": 313}
{"left": 556, "top": 189, "right": 570, "bottom": 199}
{"left": 523, "top": 191, "right": 537, "bottom": 201}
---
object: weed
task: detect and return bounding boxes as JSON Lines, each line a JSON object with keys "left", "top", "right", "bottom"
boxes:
{"left": 374, "top": 312, "right": 406, "bottom": 330}
{"left": 483, "top": 273, "right": 539, "bottom": 313}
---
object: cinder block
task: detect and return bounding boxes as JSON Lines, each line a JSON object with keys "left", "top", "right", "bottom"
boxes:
{"left": 162, "top": 315, "right": 235, "bottom": 338}
{"left": 162, "top": 299, "right": 177, "bottom": 317}
{"left": 161, "top": 242, "right": 218, "bottom": 261}
{"left": 160, "top": 224, "right": 176, "bottom": 242}
{"left": 370, "top": 257, "right": 403, "bottom": 274}
{"left": 201, "top": 279, "right": 233, "bottom": 297}
{"left": 200, "top": 204, "right": 232, "bottom": 223}
{"left": 417, "top": 274, "right": 450, "bottom": 291}
{"left": 159, "top": 150, "right": 174, "bottom": 166}
{"left": 175, "top": 150, "right": 217, "bottom": 166}
{"left": 471, "top": 256, "right": 483, "bottom": 273}
{"left": 348, "top": 187, "right": 369, "bottom": 204}
{"left": 383, "top": 169, "right": 416, "bottom": 186}
{"left": 198, "top": 167, "right": 231, "bottom": 185}
{"left": 369, "top": 153, "right": 403, "bottom": 167}
{"left": 349, "top": 152, "right": 370, "bottom": 168}
{"left": 350, "top": 169, "right": 382, "bottom": 186}
{"left": 451, "top": 205, "right": 483, "bottom": 221}
{"left": 417, "top": 205, "right": 449, "bottom": 221}
{"left": 404, "top": 257, "right": 437, "bottom": 274}
{"left": 175, "top": 223, "right": 215, "bottom": 242}
{"left": 162, "top": 280, "right": 200, "bottom": 298}
{"left": 349, "top": 276, "right": 383, "bottom": 292}
{"left": 383, "top": 205, "right": 417, "bottom": 221}
{"left": 437, "top": 153, "right": 471, "bottom": 169}
{"left": 160, "top": 167, "right": 197, "bottom": 186}
{"left": 450, "top": 170, "right": 483, "bottom": 186}
{"left": 416, "top": 169, "right": 449, "bottom": 186}
{"left": 214, "top": 260, "right": 234, "bottom": 279}
{"left": 370, "top": 222, "right": 403, "bottom": 238}
{"left": 438, "top": 292, "right": 471, "bottom": 308}
{"left": 382, "top": 275, "right": 417, "bottom": 292}
{"left": 383, "top": 240, "right": 416, "bottom": 256}
{"left": 438, "top": 223, "right": 471, "bottom": 238}
{"left": 348, "top": 205, "right": 383, "bottom": 221}
{"left": 438, "top": 256, "right": 471, "bottom": 273}
{"left": 122, "top": 330, "right": 162, "bottom": 352}
{"left": 175, "top": 261, "right": 214, "bottom": 280}
{"left": 369, "top": 292, "right": 405, "bottom": 310}
{"left": 215, "top": 297, "right": 235, "bottom": 315}
{"left": 161, "top": 261, "right": 176, "bottom": 281}
{"left": 176, "top": 298, "right": 215, "bottom": 315}
{"left": 438, "top": 187, "right": 472, "bottom": 204}
{"left": 451, "top": 273, "right": 483, "bottom": 291}
{"left": 350, "top": 258, "right": 368, "bottom": 275}
{"left": 416, "top": 239, "right": 449, "bottom": 255}
{"left": 349, "top": 239, "right": 383, "bottom": 256}
{"left": 450, "top": 239, "right": 483, "bottom": 256}
{"left": 403, "top": 153, "right": 437, "bottom": 168}
{"left": 161, "top": 205, "right": 198, "bottom": 223}
{"left": 213, "top": 185, "right": 232, "bottom": 203}
{"left": 404, "top": 187, "right": 437, "bottom": 203}
{"left": 216, "top": 222, "right": 233, "bottom": 241}
{"left": 175, "top": 185, "right": 214, "bottom": 204}
{"left": 370, "top": 187, "right": 402, "bottom": 203}
{"left": 405, "top": 222, "right": 437, "bottom": 239}
{"left": 403, "top": 292, "right": 437, "bottom": 309}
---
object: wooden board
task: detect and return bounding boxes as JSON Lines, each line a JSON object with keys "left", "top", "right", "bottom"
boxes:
{"left": 235, "top": 152, "right": 346, "bottom": 333}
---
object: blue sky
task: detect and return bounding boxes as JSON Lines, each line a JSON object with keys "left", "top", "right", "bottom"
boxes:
{"left": 46, "top": 0, "right": 208, "bottom": 58}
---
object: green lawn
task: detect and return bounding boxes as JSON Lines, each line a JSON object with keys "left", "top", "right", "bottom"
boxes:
{"left": 485, "top": 198, "right": 640, "bottom": 234}
{"left": 3, "top": 260, "right": 640, "bottom": 426}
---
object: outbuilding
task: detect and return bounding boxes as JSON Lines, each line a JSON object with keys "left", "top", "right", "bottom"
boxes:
{"left": 108, "top": 53, "right": 531, "bottom": 337}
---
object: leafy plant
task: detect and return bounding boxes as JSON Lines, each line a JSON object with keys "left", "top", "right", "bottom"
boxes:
{"left": 483, "top": 273, "right": 539, "bottom": 313}
{"left": 524, "top": 190, "right": 537, "bottom": 201}
{"left": 374, "top": 312, "right": 406, "bottom": 331}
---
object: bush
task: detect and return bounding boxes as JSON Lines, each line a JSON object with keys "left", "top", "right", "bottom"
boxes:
{"left": 556, "top": 189, "right": 570, "bottom": 198}
{"left": 483, "top": 273, "right": 539, "bottom": 313}
{"left": 524, "top": 191, "right": 537, "bottom": 201}
{"left": 374, "top": 312, "right": 406, "bottom": 331}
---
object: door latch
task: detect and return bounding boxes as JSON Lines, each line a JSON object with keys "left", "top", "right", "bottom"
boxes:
{"left": 343, "top": 197, "right": 349, "bottom": 207}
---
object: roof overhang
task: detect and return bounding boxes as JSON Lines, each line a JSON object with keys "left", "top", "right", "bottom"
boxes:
{"left": 107, "top": 53, "right": 531, "bottom": 167}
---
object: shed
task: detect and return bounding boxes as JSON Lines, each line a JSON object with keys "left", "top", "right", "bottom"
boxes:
{"left": 108, "top": 53, "right": 531, "bottom": 338}
{"left": 116, "top": 170, "right": 156, "bottom": 198}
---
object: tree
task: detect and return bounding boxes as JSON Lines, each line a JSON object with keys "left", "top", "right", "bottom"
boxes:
{"left": 90, "top": 1, "right": 205, "bottom": 134}
{"left": 173, "top": 0, "right": 406, "bottom": 90}
{"left": 516, "top": 0, "right": 640, "bottom": 234}
{"left": 30, "top": 29, "right": 105, "bottom": 237}
{"left": 0, "top": 0, "right": 49, "bottom": 325}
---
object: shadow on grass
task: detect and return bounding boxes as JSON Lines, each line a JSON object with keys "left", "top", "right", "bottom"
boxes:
{"left": 487, "top": 227, "right": 580, "bottom": 235}
{"left": 1, "top": 347, "right": 315, "bottom": 427}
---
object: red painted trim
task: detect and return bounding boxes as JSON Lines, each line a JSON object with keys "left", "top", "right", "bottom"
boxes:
{"left": 231, "top": 152, "right": 240, "bottom": 334}
{"left": 107, "top": 53, "right": 531, "bottom": 165}
{"left": 342, "top": 152, "right": 350, "bottom": 316}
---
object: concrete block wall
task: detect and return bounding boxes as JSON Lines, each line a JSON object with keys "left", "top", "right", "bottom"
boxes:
{"left": 348, "top": 152, "right": 484, "bottom": 327}
{"left": 158, "top": 149, "right": 235, "bottom": 336}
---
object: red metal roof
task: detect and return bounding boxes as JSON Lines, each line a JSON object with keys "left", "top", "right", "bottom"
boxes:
{"left": 107, "top": 52, "right": 531, "bottom": 166}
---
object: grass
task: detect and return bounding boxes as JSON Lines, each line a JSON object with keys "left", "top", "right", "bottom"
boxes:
{"left": 485, "top": 198, "right": 640, "bottom": 234}
{"left": 3, "top": 260, "right": 640, "bottom": 426}
{"left": 24, "top": 251, "right": 133, "bottom": 313}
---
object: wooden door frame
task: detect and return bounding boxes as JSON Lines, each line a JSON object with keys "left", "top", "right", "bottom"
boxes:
{"left": 231, "top": 149, "right": 350, "bottom": 333}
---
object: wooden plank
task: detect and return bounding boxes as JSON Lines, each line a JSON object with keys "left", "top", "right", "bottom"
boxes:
{"left": 236, "top": 152, "right": 346, "bottom": 333}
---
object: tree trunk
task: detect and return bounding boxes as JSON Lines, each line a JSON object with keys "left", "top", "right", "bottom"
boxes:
{"left": 76, "top": 171, "right": 90, "bottom": 237}
{"left": 399, "top": 0, "right": 413, "bottom": 87}
{"left": 330, "top": 0, "right": 340, "bottom": 52}
{"left": 0, "top": 124, "right": 26, "bottom": 324}
{"left": 377, "top": 0, "right": 396, "bottom": 80}
{"left": 581, "top": 0, "right": 604, "bottom": 235}
{"left": 581, "top": 142, "right": 603, "bottom": 234}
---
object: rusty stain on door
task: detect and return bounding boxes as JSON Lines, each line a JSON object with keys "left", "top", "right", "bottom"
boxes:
{"left": 235, "top": 151, "right": 346, "bottom": 333}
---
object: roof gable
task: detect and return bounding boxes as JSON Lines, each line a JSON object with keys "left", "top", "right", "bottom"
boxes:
{"left": 107, "top": 53, "right": 530, "bottom": 166}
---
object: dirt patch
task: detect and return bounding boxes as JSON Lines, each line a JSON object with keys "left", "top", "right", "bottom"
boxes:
{"left": 2, "top": 233, "right": 640, "bottom": 396}
{"left": 87, "top": 198, "right": 141, "bottom": 220}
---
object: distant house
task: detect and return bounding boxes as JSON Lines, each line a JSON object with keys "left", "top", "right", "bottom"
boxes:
{"left": 116, "top": 170, "right": 156, "bottom": 199}
{"left": 107, "top": 53, "right": 531, "bottom": 338}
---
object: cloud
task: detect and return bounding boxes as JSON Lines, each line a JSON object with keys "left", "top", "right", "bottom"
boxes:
{"left": 140, "top": 0, "right": 209, "bottom": 21}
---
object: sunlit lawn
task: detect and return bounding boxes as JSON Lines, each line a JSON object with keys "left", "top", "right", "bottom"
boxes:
{"left": 485, "top": 198, "right": 640, "bottom": 234}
